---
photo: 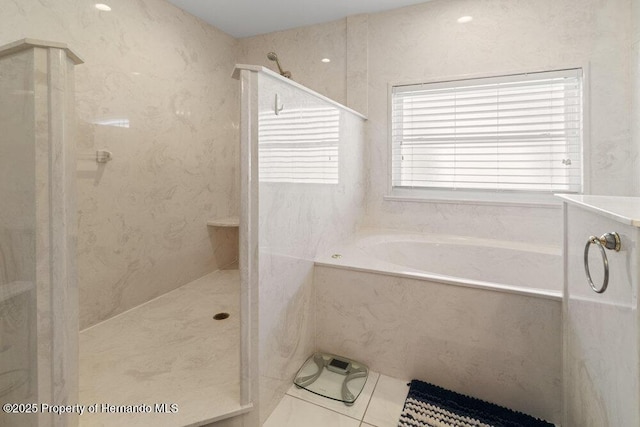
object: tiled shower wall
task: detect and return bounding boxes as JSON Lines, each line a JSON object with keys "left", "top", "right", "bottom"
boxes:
{"left": 241, "top": 0, "right": 634, "bottom": 246}
{"left": 632, "top": 0, "right": 640, "bottom": 195}
{"left": 0, "top": 0, "right": 240, "bottom": 328}
{"left": 0, "top": 3, "right": 635, "bottom": 427}
{"left": 239, "top": 20, "right": 348, "bottom": 106}
{"left": 365, "top": 0, "right": 631, "bottom": 239}
{"left": 315, "top": 265, "right": 562, "bottom": 423}
{"left": 1, "top": 0, "right": 631, "bottom": 333}
{"left": 255, "top": 72, "right": 366, "bottom": 423}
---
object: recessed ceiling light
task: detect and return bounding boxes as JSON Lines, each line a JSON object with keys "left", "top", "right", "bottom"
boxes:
{"left": 457, "top": 16, "right": 473, "bottom": 23}
{"left": 95, "top": 3, "right": 112, "bottom": 11}
{"left": 321, "top": 58, "right": 331, "bottom": 63}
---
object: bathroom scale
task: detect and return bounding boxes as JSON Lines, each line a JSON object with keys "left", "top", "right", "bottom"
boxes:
{"left": 293, "top": 352, "right": 369, "bottom": 406}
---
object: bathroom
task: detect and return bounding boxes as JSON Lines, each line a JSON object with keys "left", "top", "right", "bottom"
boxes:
{"left": 0, "top": 0, "right": 638, "bottom": 426}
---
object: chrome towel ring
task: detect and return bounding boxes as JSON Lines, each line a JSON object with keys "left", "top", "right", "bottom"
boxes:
{"left": 584, "top": 232, "right": 621, "bottom": 294}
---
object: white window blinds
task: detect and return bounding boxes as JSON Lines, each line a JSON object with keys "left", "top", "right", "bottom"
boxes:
{"left": 259, "top": 106, "right": 340, "bottom": 184}
{"left": 391, "top": 69, "right": 583, "bottom": 193}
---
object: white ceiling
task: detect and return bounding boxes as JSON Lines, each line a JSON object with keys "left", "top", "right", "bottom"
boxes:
{"left": 166, "top": 0, "right": 431, "bottom": 38}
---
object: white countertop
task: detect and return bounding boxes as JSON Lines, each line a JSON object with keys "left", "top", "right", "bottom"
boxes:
{"left": 557, "top": 194, "right": 640, "bottom": 227}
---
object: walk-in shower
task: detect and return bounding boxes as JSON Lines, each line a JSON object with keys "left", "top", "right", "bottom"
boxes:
{"left": 0, "top": 36, "right": 248, "bottom": 427}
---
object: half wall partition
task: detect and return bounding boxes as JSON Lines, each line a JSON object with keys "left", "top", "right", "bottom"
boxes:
{"left": 234, "top": 65, "right": 366, "bottom": 424}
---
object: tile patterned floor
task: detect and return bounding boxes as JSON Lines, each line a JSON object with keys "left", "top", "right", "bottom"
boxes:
{"left": 264, "top": 373, "right": 409, "bottom": 427}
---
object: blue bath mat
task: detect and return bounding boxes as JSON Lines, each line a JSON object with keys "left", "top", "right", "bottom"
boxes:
{"left": 398, "top": 379, "right": 554, "bottom": 427}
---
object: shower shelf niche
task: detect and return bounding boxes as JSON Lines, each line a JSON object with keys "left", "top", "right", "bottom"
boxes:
{"left": 207, "top": 216, "right": 239, "bottom": 227}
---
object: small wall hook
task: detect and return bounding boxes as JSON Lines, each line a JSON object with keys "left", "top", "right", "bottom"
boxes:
{"left": 275, "top": 93, "right": 284, "bottom": 115}
{"left": 96, "top": 150, "right": 112, "bottom": 163}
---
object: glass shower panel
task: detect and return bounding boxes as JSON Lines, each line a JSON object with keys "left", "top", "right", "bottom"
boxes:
{"left": 0, "top": 49, "right": 37, "bottom": 427}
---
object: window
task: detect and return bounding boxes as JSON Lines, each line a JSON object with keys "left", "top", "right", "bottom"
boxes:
{"left": 391, "top": 69, "right": 583, "bottom": 194}
{"left": 259, "top": 105, "right": 340, "bottom": 184}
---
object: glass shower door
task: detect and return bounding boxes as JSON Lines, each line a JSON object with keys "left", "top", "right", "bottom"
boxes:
{"left": 0, "top": 39, "right": 81, "bottom": 427}
{"left": 0, "top": 47, "right": 37, "bottom": 427}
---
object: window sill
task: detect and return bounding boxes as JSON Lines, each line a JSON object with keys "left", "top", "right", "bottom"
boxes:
{"left": 385, "top": 188, "right": 567, "bottom": 208}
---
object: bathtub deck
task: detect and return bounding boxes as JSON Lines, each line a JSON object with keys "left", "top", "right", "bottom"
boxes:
{"left": 79, "top": 269, "right": 244, "bottom": 427}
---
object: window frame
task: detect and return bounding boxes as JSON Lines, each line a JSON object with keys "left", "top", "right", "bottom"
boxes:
{"left": 386, "top": 66, "right": 590, "bottom": 207}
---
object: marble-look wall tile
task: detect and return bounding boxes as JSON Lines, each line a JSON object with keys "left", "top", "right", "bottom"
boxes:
{"left": 364, "top": 0, "right": 632, "bottom": 241}
{"left": 346, "top": 14, "right": 368, "bottom": 116}
{"left": 239, "top": 20, "right": 348, "bottom": 105}
{"left": 243, "top": 0, "right": 634, "bottom": 245}
{"left": 33, "top": 46, "right": 55, "bottom": 427}
{"left": 631, "top": 28, "right": 640, "bottom": 196}
{"left": 255, "top": 72, "right": 366, "bottom": 423}
{"left": 314, "top": 265, "right": 562, "bottom": 424}
{"left": 237, "top": 68, "right": 259, "bottom": 415}
{"left": 365, "top": 202, "right": 562, "bottom": 246}
{"left": 0, "top": 0, "right": 240, "bottom": 328}
{"left": 48, "top": 46, "right": 81, "bottom": 427}
{"left": 257, "top": 254, "right": 315, "bottom": 421}
{"left": 563, "top": 203, "right": 640, "bottom": 426}
{"left": 634, "top": 0, "right": 640, "bottom": 44}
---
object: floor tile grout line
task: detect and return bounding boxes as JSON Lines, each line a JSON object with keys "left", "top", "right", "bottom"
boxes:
{"left": 360, "top": 372, "right": 382, "bottom": 425}
{"left": 284, "top": 393, "right": 365, "bottom": 422}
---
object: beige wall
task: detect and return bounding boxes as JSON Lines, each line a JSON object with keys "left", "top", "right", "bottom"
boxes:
{"left": 239, "top": 19, "right": 348, "bottom": 106}
{"left": 0, "top": 2, "right": 636, "bottom": 425}
{"left": 366, "top": 0, "right": 632, "bottom": 243}
{"left": 632, "top": 0, "right": 640, "bottom": 195}
{"left": 2, "top": 0, "right": 627, "bottom": 331}
{"left": 315, "top": 265, "right": 562, "bottom": 423}
{"left": 0, "top": 0, "right": 240, "bottom": 328}
{"left": 241, "top": 0, "right": 633, "bottom": 247}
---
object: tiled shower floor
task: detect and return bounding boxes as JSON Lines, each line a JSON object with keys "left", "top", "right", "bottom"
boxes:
{"left": 79, "top": 269, "right": 243, "bottom": 427}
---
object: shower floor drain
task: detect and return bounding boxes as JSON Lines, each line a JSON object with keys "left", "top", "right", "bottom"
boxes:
{"left": 213, "top": 312, "right": 230, "bottom": 320}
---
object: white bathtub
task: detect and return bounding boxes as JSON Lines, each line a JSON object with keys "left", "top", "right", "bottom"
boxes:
{"left": 315, "top": 230, "right": 562, "bottom": 300}
{"left": 314, "top": 230, "right": 563, "bottom": 421}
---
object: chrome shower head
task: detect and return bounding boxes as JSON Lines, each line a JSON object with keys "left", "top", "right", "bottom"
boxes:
{"left": 267, "top": 51, "right": 291, "bottom": 78}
